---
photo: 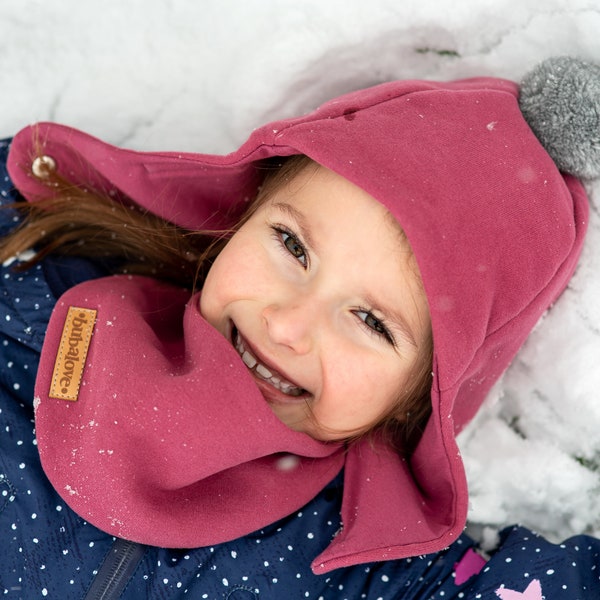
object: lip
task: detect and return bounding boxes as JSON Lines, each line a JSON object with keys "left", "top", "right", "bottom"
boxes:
{"left": 232, "top": 325, "right": 312, "bottom": 405}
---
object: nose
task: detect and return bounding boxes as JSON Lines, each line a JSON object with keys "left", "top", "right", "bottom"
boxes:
{"left": 262, "top": 299, "right": 318, "bottom": 354}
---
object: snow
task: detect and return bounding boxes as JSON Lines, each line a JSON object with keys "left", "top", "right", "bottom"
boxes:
{"left": 1, "top": 0, "right": 599, "bottom": 541}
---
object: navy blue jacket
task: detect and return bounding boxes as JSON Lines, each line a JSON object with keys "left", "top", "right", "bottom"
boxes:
{"left": 1, "top": 138, "right": 599, "bottom": 599}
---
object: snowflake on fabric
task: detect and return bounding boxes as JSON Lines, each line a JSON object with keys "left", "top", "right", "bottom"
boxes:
{"left": 495, "top": 579, "right": 543, "bottom": 599}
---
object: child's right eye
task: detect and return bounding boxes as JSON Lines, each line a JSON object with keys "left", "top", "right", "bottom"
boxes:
{"left": 272, "top": 226, "right": 308, "bottom": 268}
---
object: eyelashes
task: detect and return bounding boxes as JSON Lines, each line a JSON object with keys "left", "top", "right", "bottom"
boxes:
{"left": 353, "top": 309, "right": 396, "bottom": 347}
{"left": 269, "top": 223, "right": 396, "bottom": 347}
{"left": 271, "top": 224, "right": 309, "bottom": 268}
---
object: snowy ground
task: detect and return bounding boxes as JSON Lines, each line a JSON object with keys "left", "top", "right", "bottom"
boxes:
{"left": 1, "top": 0, "right": 599, "bottom": 542}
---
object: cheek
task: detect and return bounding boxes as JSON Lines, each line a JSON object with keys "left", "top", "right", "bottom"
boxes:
{"left": 200, "top": 242, "right": 245, "bottom": 322}
{"left": 200, "top": 234, "right": 272, "bottom": 321}
{"left": 318, "top": 351, "right": 404, "bottom": 427}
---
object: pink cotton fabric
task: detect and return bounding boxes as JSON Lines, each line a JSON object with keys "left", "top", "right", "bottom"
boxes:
{"left": 34, "top": 276, "right": 345, "bottom": 544}
{"left": 8, "top": 75, "right": 589, "bottom": 573}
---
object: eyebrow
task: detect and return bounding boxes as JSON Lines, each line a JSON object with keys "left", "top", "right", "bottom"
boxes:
{"left": 271, "top": 202, "right": 318, "bottom": 253}
{"left": 380, "top": 214, "right": 423, "bottom": 348}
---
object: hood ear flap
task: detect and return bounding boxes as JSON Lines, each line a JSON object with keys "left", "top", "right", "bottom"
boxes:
{"left": 519, "top": 56, "right": 600, "bottom": 179}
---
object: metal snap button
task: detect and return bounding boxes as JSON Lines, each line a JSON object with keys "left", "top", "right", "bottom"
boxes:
{"left": 31, "top": 155, "right": 57, "bottom": 179}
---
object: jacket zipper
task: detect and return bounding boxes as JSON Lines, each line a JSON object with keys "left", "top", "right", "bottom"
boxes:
{"left": 83, "top": 538, "right": 146, "bottom": 600}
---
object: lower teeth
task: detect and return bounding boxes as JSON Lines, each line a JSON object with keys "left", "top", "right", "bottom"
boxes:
{"left": 234, "top": 330, "right": 304, "bottom": 396}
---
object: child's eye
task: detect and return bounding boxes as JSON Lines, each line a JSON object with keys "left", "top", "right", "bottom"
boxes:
{"left": 272, "top": 226, "right": 308, "bottom": 268}
{"left": 354, "top": 309, "right": 396, "bottom": 346}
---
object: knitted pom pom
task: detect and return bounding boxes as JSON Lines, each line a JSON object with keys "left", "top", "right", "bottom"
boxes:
{"left": 519, "top": 56, "right": 600, "bottom": 179}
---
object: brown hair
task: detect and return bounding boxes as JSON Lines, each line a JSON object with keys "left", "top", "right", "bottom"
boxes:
{"left": 378, "top": 332, "right": 433, "bottom": 455}
{"left": 0, "top": 173, "right": 223, "bottom": 288}
{"left": 0, "top": 156, "right": 312, "bottom": 286}
{"left": 0, "top": 153, "right": 432, "bottom": 454}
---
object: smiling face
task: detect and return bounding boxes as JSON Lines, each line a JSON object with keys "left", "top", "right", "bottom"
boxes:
{"left": 200, "top": 161, "right": 431, "bottom": 441}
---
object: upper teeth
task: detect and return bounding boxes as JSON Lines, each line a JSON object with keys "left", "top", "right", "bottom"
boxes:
{"left": 234, "top": 332, "right": 304, "bottom": 396}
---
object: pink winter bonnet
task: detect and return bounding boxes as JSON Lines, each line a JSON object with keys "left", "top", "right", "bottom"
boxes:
{"left": 7, "top": 57, "right": 596, "bottom": 572}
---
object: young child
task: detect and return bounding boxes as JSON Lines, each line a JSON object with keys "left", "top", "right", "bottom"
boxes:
{"left": 1, "top": 56, "right": 599, "bottom": 599}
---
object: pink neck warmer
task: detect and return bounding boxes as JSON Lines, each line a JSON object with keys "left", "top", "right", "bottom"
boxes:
{"left": 36, "top": 274, "right": 424, "bottom": 573}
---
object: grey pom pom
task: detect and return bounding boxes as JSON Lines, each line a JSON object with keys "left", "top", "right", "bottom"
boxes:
{"left": 519, "top": 56, "right": 600, "bottom": 179}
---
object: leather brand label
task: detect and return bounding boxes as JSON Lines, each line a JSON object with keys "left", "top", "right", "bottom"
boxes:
{"left": 49, "top": 306, "right": 97, "bottom": 401}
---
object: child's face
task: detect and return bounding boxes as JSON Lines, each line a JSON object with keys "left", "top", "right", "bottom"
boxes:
{"left": 200, "top": 163, "right": 431, "bottom": 441}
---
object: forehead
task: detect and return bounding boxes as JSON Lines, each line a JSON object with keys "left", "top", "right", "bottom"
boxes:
{"left": 267, "top": 163, "right": 424, "bottom": 279}
{"left": 271, "top": 162, "right": 410, "bottom": 251}
{"left": 269, "top": 162, "right": 391, "bottom": 218}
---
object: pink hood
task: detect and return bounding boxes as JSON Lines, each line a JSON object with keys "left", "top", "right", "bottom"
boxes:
{"left": 8, "top": 75, "right": 588, "bottom": 573}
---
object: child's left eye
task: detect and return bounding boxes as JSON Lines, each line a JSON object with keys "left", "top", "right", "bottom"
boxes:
{"left": 354, "top": 309, "right": 396, "bottom": 346}
{"left": 272, "top": 226, "right": 308, "bottom": 268}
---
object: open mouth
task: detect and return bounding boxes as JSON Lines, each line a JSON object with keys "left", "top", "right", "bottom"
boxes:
{"left": 232, "top": 327, "right": 307, "bottom": 397}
